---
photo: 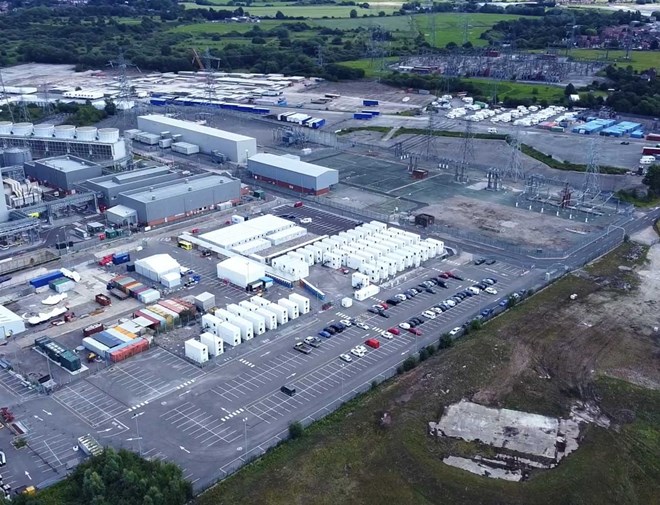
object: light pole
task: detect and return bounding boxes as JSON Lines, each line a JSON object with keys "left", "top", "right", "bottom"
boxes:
{"left": 132, "top": 412, "right": 145, "bottom": 456}
{"left": 243, "top": 417, "right": 248, "bottom": 461}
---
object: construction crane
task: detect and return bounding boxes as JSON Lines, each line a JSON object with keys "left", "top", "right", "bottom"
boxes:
{"left": 191, "top": 48, "right": 204, "bottom": 71}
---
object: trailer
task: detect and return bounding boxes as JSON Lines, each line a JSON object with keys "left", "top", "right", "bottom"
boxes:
{"left": 216, "top": 321, "right": 241, "bottom": 347}
{"left": 256, "top": 307, "right": 278, "bottom": 330}
{"left": 200, "top": 331, "right": 224, "bottom": 357}
{"left": 288, "top": 293, "right": 310, "bottom": 314}
{"left": 278, "top": 298, "right": 299, "bottom": 320}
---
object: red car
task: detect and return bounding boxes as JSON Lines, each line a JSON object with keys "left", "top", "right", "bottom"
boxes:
{"left": 439, "top": 272, "right": 450, "bottom": 279}
{"left": 379, "top": 302, "right": 388, "bottom": 310}
{"left": 387, "top": 327, "right": 400, "bottom": 335}
{"left": 408, "top": 327, "right": 422, "bottom": 336}
{"left": 294, "top": 201, "right": 304, "bottom": 208}
{"left": 365, "top": 338, "right": 380, "bottom": 349}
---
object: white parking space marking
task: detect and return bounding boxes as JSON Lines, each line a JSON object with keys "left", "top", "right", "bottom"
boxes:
{"left": 161, "top": 402, "right": 240, "bottom": 447}
{"left": 0, "top": 369, "right": 40, "bottom": 399}
{"left": 53, "top": 382, "right": 127, "bottom": 427}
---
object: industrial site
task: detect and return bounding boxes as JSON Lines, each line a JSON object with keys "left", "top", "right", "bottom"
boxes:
{"left": 0, "top": 59, "right": 657, "bottom": 501}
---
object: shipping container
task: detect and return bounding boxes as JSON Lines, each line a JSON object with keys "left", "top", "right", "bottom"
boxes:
{"left": 109, "top": 288, "right": 130, "bottom": 300}
{"left": 138, "top": 288, "right": 161, "bottom": 304}
{"left": 642, "top": 146, "right": 660, "bottom": 156}
{"left": 353, "top": 112, "right": 372, "bottom": 120}
{"left": 288, "top": 293, "right": 310, "bottom": 314}
{"left": 200, "top": 332, "right": 224, "bottom": 357}
{"left": 112, "top": 252, "right": 130, "bottom": 265}
{"left": 256, "top": 307, "right": 278, "bottom": 330}
{"left": 50, "top": 278, "right": 75, "bottom": 293}
{"left": 185, "top": 339, "right": 209, "bottom": 364}
{"left": 363, "top": 99, "right": 379, "bottom": 106}
{"left": 277, "top": 298, "right": 299, "bottom": 320}
{"left": 94, "top": 331, "right": 124, "bottom": 349}
{"left": 139, "top": 308, "right": 168, "bottom": 329}
{"left": 82, "top": 337, "right": 110, "bottom": 358}
{"left": 29, "top": 270, "right": 65, "bottom": 289}
{"left": 109, "top": 338, "right": 149, "bottom": 363}
{"left": 133, "top": 310, "right": 161, "bottom": 329}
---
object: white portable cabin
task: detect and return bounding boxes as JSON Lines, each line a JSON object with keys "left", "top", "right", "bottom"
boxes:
{"left": 324, "top": 253, "right": 342, "bottom": 269}
{"left": 293, "top": 249, "right": 314, "bottom": 265}
{"left": 277, "top": 258, "right": 309, "bottom": 279}
{"left": 200, "top": 332, "right": 224, "bottom": 357}
{"left": 354, "top": 284, "right": 380, "bottom": 301}
{"left": 421, "top": 240, "right": 436, "bottom": 259}
{"left": 352, "top": 271, "right": 370, "bottom": 288}
{"left": 385, "top": 254, "right": 405, "bottom": 273}
{"left": 238, "top": 300, "right": 261, "bottom": 313}
{"left": 225, "top": 312, "right": 254, "bottom": 342}
{"left": 348, "top": 227, "right": 366, "bottom": 240}
{"left": 201, "top": 313, "right": 225, "bottom": 336}
{"left": 288, "top": 293, "right": 310, "bottom": 314}
{"left": 425, "top": 238, "right": 445, "bottom": 256}
{"left": 306, "top": 244, "right": 323, "bottom": 264}
{"left": 271, "top": 256, "right": 286, "bottom": 270}
{"left": 377, "top": 260, "right": 394, "bottom": 278}
{"left": 216, "top": 321, "right": 241, "bottom": 347}
{"left": 392, "top": 251, "right": 411, "bottom": 269}
{"left": 324, "top": 237, "right": 343, "bottom": 250}
{"left": 337, "top": 231, "right": 355, "bottom": 244}
{"left": 346, "top": 254, "right": 364, "bottom": 271}
{"left": 185, "top": 339, "right": 209, "bottom": 364}
{"left": 355, "top": 250, "right": 375, "bottom": 264}
{"left": 347, "top": 240, "right": 366, "bottom": 252}
{"left": 265, "top": 302, "right": 288, "bottom": 324}
{"left": 256, "top": 307, "right": 278, "bottom": 330}
{"left": 415, "top": 244, "right": 429, "bottom": 262}
{"left": 332, "top": 234, "right": 348, "bottom": 246}
{"left": 239, "top": 311, "right": 266, "bottom": 335}
{"left": 316, "top": 240, "right": 334, "bottom": 253}
{"left": 369, "top": 220, "right": 387, "bottom": 231}
{"left": 278, "top": 298, "right": 299, "bottom": 320}
{"left": 372, "top": 243, "right": 390, "bottom": 257}
{"left": 403, "top": 246, "right": 422, "bottom": 268}
{"left": 402, "top": 230, "right": 421, "bottom": 244}
{"left": 249, "top": 296, "right": 271, "bottom": 308}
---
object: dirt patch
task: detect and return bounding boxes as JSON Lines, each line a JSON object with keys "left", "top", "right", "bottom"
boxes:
{"left": 424, "top": 195, "right": 598, "bottom": 248}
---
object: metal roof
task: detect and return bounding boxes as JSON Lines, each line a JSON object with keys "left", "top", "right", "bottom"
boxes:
{"left": 40, "top": 155, "right": 100, "bottom": 173}
{"left": 0, "top": 305, "right": 22, "bottom": 325}
{"left": 138, "top": 115, "right": 254, "bottom": 143}
{"left": 248, "top": 153, "right": 337, "bottom": 178}
{"left": 122, "top": 174, "right": 234, "bottom": 203}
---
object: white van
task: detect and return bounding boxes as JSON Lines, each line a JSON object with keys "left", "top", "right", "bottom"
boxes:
{"left": 487, "top": 127, "right": 498, "bottom": 134}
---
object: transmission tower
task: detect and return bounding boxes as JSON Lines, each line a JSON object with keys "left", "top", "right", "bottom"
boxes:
{"left": 581, "top": 138, "right": 601, "bottom": 201}
{"left": 455, "top": 120, "right": 474, "bottom": 183}
{"left": 424, "top": 110, "right": 438, "bottom": 160}
{"left": 462, "top": 15, "right": 470, "bottom": 46}
{"left": 202, "top": 48, "right": 222, "bottom": 102}
{"left": 503, "top": 127, "right": 525, "bottom": 181}
{"left": 108, "top": 51, "right": 140, "bottom": 116}
{"left": 315, "top": 45, "right": 325, "bottom": 71}
{"left": 429, "top": 13, "right": 437, "bottom": 48}
{"left": 16, "top": 99, "right": 30, "bottom": 123}
{"left": 39, "top": 83, "right": 54, "bottom": 116}
{"left": 0, "top": 69, "right": 14, "bottom": 123}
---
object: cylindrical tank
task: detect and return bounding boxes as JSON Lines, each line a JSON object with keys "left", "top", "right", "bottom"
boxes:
{"left": 75, "top": 126, "right": 98, "bottom": 141}
{"left": 0, "top": 121, "right": 12, "bottom": 135}
{"left": 97, "top": 127, "right": 120, "bottom": 143}
{"left": 2, "top": 147, "right": 32, "bottom": 167}
{"left": 54, "top": 125, "right": 76, "bottom": 139}
{"left": 12, "top": 122, "right": 34, "bottom": 136}
{"left": 33, "top": 124, "right": 55, "bottom": 138}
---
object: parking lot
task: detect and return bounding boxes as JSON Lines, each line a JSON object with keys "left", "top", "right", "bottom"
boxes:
{"left": 271, "top": 204, "right": 360, "bottom": 237}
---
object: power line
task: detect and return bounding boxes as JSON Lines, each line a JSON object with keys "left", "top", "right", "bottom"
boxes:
{"left": 581, "top": 137, "right": 601, "bottom": 201}
{"left": 455, "top": 120, "right": 474, "bottom": 183}
{"left": 503, "top": 126, "right": 525, "bottom": 182}
{"left": 0, "top": 69, "right": 15, "bottom": 123}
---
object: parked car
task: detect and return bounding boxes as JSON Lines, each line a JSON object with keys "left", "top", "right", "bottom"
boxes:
{"left": 422, "top": 310, "right": 436, "bottom": 319}
{"left": 381, "top": 331, "right": 393, "bottom": 340}
{"left": 356, "top": 322, "right": 369, "bottom": 330}
{"left": 324, "top": 326, "right": 337, "bottom": 335}
{"left": 395, "top": 294, "right": 407, "bottom": 301}
{"left": 444, "top": 299, "right": 456, "bottom": 307}
{"left": 447, "top": 271, "right": 463, "bottom": 280}
{"left": 340, "top": 319, "right": 352, "bottom": 327}
{"left": 398, "top": 322, "right": 411, "bottom": 330}
{"left": 294, "top": 342, "right": 312, "bottom": 354}
{"left": 304, "top": 336, "right": 322, "bottom": 348}
{"left": 411, "top": 317, "right": 424, "bottom": 325}
{"left": 436, "top": 280, "right": 448, "bottom": 288}
{"left": 449, "top": 327, "right": 462, "bottom": 336}
{"left": 474, "top": 258, "right": 486, "bottom": 265}
{"left": 365, "top": 338, "right": 380, "bottom": 349}
{"left": 481, "top": 308, "right": 493, "bottom": 318}
{"left": 409, "top": 327, "right": 422, "bottom": 336}
{"left": 339, "top": 353, "right": 353, "bottom": 363}
{"left": 485, "top": 287, "right": 498, "bottom": 295}
{"left": 439, "top": 272, "right": 450, "bottom": 279}
{"left": 482, "top": 278, "right": 496, "bottom": 285}
{"left": 485, "top": 258, "right": 497, "bottom": 265}
{"left": 387, "top": 327, "right": 400, "bottom": 335}
{"left": 318, "top": 330, "right": 331, "bottom": 338}
{"left": 425, "top": 287, "right": 436, "bottom": 294}
{"left": 432, "top": 307, "right": 444, "bottom": 315}
{"left": 499, "top": 299, "right": 509, "bottom": 307}
{"left": 377, "top": 311, "right": 390, "bottom": 318}
{"left": 386, "top": 298, "right": 400, "bottom": 306}
{"left": 367, "top": 307, "right": 380, "bottom": 315}
{"left": 467, "top": 286, "right": 480, "bottom": 295}
{"left": 378, "top": 302, "right": 389, "bottom": 310}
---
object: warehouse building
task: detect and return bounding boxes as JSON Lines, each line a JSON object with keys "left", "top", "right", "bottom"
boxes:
{"left": 0, "top": 305, "right": 26, "bottom": 340}
{"left": 247, "top": 153, "right": 339, "bottom": 195}
{"left": 85, "top": 165, "right": 183, "bottom": 207}
{"left": 117, "top": 173, "right": 240, "bottom": 226}
{"left": 137, "top": 115, "right": 257, "bottom": 163}
{"left": 24, "top": 155, "right": 103, "bottom": 192}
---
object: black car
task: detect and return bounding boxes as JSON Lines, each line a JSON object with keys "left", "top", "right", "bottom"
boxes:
{"left": 330, "top": 324, "right": 345, "bottom": 333}
{"left": 436, "top": 280, "right": 448, "bottom": 288}
{"left": 476, "top": 283, "right": 488, "bottom": 290}
{"left": 407, "top": 320, "right": 417, "bottom": 328}
{"left": 367, "top": 307, "right": 380, "bottom": 314}
{"left": 474, "top": 258, "right": 486, "bottom": 265}
{"left": 404, "top": 289, "right": 416, "bottom": 298}
{"left": 386, "top": 298, "right": 400, "bottom": 306}
{"left": 378, "top": 311, "right": 390, "bottom": 318}
{"left": 460, "top": 291, "right": 472, "bottom": 298}
{"left": 450, "top": 273, "right": 464, "bottom": 281}
{"left": 485, "top": 259, "right": 497, "bottom": 265}
{"left": 412, "top": 317, "right": 424, "bottom": 325}
{"left": 425, "top": 287, "right": 436, "bottom": 294}
{"left": 324, "top": 327, "right": 337, "bottom": 335}
{"left": 451, "top": 296, "right": 463, "bottom": 304}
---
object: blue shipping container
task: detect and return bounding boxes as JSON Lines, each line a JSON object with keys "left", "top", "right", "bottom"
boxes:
{"left": 29, "top": 271, "right": 65, "bottom": 289}
{"left": 94, "top": 331, "right": 123, "bottom": 349}
{"left": 112, "top": 252, "right": 130, "bottom": 265}
{"left": 363, "top": 99, "right": 379, "bottom": 106}
{"left": 353, "top": 113, "right": 372, "bottom": 120}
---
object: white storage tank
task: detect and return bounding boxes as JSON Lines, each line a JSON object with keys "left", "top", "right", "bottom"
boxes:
{"left": 33, "top": 124, "right": 55, "bottom": 138}
{"left": 12, "top": 122, "right": 33, "bottom": 136}
{"left": 256, "top": 307, "right": 278, "bottom": 330}
{"left": 76, "top": 126, "right": 98, "bottom": 141}
{"left": 185, "top": 339, "right": 209, "bottom": 364}
{"left": 278, "top": 298, "right": 299, "bottom": 320}
{"left": 200, "top": 331, "right": 224, "bottom": 357}
{"left": 0, "top": 121, "right": 12, "bottom": 135}
{"left": 54, "top": 124, "right": 76, "bottom": 139}
{"left": 288, "top": 293, "right": 310, "bottom": 314}
{"left": 97, "top": 127, "right": 120, "bottom": 143}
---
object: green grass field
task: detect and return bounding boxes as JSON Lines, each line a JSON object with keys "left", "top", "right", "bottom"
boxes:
{"left": 464, "top": 78, "right": 565, "bottom": 102}
{"left": 568, "top": 49, "right": 659, "bottom": 72}
{"left": 181, "top": 4, "right": 400, "bottom": 16}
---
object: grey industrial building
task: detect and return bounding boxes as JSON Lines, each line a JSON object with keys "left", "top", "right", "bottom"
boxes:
{"left": 24, "top": 156, "right": 103, "bottom": 192}
{"left": 247, "top": 153, "right": 339, "bottom": 195}
{"left": 136, "top": 115, "right": 257, "bottom": 163}
{"left": 84, "top": 165, "right": 185, "bottom": 207}
{"left": 117, "top": 173, "right": 240, "bottom": 226}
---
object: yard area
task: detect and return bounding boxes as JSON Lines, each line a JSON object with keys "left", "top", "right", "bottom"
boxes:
{"left": 568, "top": 49, "right": 658, "bottom": 72}
{"left": 196, "top": 241, "right": 660, "bottom": 505}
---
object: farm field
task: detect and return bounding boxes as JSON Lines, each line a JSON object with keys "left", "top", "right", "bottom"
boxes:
{"left": 195, "top": 242, "right": 660, "bottom": 505}
{"left": 567, "top": 49, "right": 659, "bottom": 72}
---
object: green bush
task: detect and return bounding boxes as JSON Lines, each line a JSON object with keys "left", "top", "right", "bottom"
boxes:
{"left": 289, "top": 421, "right": 304, "bottom": 440}
{"left": 438, "top": 333, "right": 453, "bottom": 349}
{"left": 402, "top": 356, "right": 418, "bottom": 371}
